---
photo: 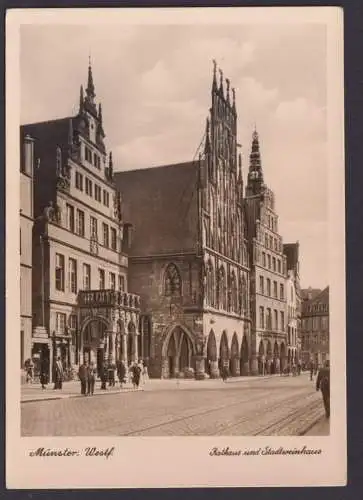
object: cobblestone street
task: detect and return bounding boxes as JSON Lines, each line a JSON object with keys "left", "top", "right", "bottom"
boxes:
{"left": 21, "top": 373, "right": 327, "bottom": 436}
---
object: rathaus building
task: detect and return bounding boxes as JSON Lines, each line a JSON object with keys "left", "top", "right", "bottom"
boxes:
{"left": 21, "top": 63, "right": 143, "bottom": 382}
{"left": 115, "top": 63, "right": 251, "bottom": 378}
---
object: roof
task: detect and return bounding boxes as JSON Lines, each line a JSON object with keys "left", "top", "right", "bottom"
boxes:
{"left": 114, "top": 162, "right": 199, "bottom": 257}
{"left": 301, "top": 286, "right": 329, "bottom": 303}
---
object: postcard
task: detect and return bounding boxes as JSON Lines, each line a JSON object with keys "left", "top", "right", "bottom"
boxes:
{"left": 6, "top": 6, "right": 346, "bottom": 488}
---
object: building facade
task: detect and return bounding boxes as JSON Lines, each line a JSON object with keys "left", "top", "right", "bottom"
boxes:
{"left": 23, "top": 63, "right": 141, "bottom": 381}
{"left": 115, "top": 63, "right": 251, "bottom": 379}
{"left": 20, "top": 134, "right": 34, "bottom": 375}
{"left": 283, "top": 242, "right": 302, "bottom": 366}
{"left": 300, "top": 286, "right": 329, "bottom": 366}
{"left": 244, "top": 131, "right": 288, "bottom": 375}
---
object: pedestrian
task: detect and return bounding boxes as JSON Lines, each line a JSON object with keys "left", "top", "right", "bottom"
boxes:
{"left": 297, "top": 362, "right": 302, "bottom": 376}
{"left": 117, "top": 360, "right": 126, "bottom": 389}
{"left": 142, "top": 360, "right": 149, "bottom": 383}
{"left": 25, "top": 358, "right": 34, "bottom": 384}
{"left": 53, "top": 356, "right": 64, "bottom": 390}
{"left": 221, "top": 363, "right": 228, "bottom": 382}
{"left": 78, "top": 360, "right": 88, "bottom": 396}
{"left": 100, "top": 363, "right": 107, "bottom": 390}
{"left": 39, "top": 358, "right": 49, "bottom": 390}
{"left": 87, "top": 362, "right": 96, "bottom": 396}
{"left": 309, "top": 360, "right": 314, "bottom": 381}
{"left": 131, "top": 362, "right": 141, "bottom": 390}
{"left": 108, "top": 363, "right": 116, "bottom": 387}
{"left": 316, "top": 360, "right": 330, "bottom": 418}
{"left": 138, "top": 360, "right": 144, "bottom": 386}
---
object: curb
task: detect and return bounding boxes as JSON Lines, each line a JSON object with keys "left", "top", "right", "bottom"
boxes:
{"left": 21, "top": 387, "right": 142, "bottom": 404}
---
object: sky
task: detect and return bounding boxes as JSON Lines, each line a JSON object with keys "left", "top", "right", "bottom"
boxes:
{"left": 20, "top": 22, "right": 328, "bottom": 289}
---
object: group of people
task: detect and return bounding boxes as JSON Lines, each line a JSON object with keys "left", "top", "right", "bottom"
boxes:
{"left": 78, "top": 359, "right": 148, "bottom": 395}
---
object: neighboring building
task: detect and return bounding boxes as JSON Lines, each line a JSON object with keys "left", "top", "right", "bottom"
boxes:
{"left": 20, "top": 134, "right": 34, "bottom": 375}
{"left": 244, "top": 130, "right": 288, "bottom": 375}
{"left": 115, "top": 63, "right": 251, "bottom": 379}
{"left": 300, "top": 286, "right": 329, "bottom": 366}
{"left": 22, "top": 63, "right": 141, "bottom": 382}
{"left": 283, "top": 242, "right": 302, "bottom": 366}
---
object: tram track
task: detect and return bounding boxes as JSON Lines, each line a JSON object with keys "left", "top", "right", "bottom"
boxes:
{"left": 122, "top": 388, "right": 317, "bottom": 436}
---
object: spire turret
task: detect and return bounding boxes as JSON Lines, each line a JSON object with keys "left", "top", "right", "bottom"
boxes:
{"left": 238, "top": 152, "right": 243, "bottom": 183}
{"left": 246, "top": 128, "right": 264, "bottom": 196}
{"left": 204, "top": 117, "right": 211, "bottom": 155}
{"left": 68, "top": 118, "right": 73, "bottom": 148}
{"left": 212, "top": 59, "right": 217, "bottom": 93}
{"left": 219, "top": 68, "right": 224, "bottom": 98}
{"left": 249, "top": 129, "right": 262, "bottom": 174}
{"left": 98, "top": 103, "right": 103, "bottom": 124}
{"left": 232, "top": 87, "right": 236, "bottom": 113}
{"left": 226, "top": 78, "right": 230, "bottom": 104}
{"left": 86, "top": 58, "right": 95, "bottom": 100}
{"left": 79, "top": 85, "right": 84, "bottom": 113}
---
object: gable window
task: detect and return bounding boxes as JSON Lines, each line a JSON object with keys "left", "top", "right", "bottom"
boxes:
{"left": 110, "top": 272, "right": 116, "bottom": 290}
{"left": 75, "top": 172, "right": 83, "bottom": 191}
{"left": 259, "top": 276, "right": 264, "bottom": 294}
{"left": 110, "top": 228, "right": 117, "bottom": 250}
{"left": 76, "top": 209, "right": 85, "bottom": 237}
{"left": 56, "top": 313, "right": 67, "bottom": 334}
{"left": 164, "top": 263, "right": 181, "bottom": 297}
{"left": 68, "top": 258, "right": 77, "bottom": 294}
{"left": 83, "top": 264, "right": 91, "bottom": 290}
{"left": 119, "top": 275, "right": 126, "bottom": 292}
{"left": 103, "top": 190, "right": 110, "bottom": 207}
{"left": 95, "top": 184, "right": 102, "bottom": 202}
{"left": 85, "top": 178, "right": 93, "bottom": 197}
{"left": 55, "top": 253, "right": 65, "bottom": 291}
{"left": 259, "top": 306, "right": 264, "bottom": 328}
{"left": 102, "top": 223, "right": 109, "bottom": 248}
{"left": 90, "top": 216, "right": 98, "bottom": 240}
{"left": 66, "top": 204, "right": 75, "bottom": 233}
{"left": 266, "top": 278, "right": 271, "bottom": 296}
{"left": 98, "top": 269, "right": 105, "bottom": 289}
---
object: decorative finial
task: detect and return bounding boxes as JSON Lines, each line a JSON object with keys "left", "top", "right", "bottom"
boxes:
{"left": 212, "top": 59, "right": 218, "bottom": 91}
{"left": 218, "top": 68, "right": 224, "bottom": 96}
{"left": 79, "top": 85, "right": 84, "bottom": 112}
{"left": 232, "top": 87, "right": 236, "bottom": 107}
{"left": 109, "top": 151, "right": 113, "bottom": 168}
{"left": 98, "top": 103, "right": 103, "bottom": 123}
{"left": 226, "top": 78, "right": 230, "bottom": 102}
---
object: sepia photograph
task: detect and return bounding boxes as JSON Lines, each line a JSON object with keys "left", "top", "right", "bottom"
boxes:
{"left": 7, "top": 6, "right": 345, "bottom": 488}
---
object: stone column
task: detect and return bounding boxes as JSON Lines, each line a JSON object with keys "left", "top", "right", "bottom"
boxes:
{"left": 195, "top": 356, "right": 206, "bottom": 380}
{"left": 121, "top": 335, "right": 127, "bottom": 364}
{"left": 111, "top": 332, "right": 116, "bottom": 365}
{"left": 132, "top": 334, "right": 138, "bottom": 363}
{"left": 103, "top": 333, "right": 109, "bottom": 363}
{"left": 241, "top": 361, "right": 250, "bottom": 376}
{"left": 161, "top": 356, "right": 169, "bottom": 378}
{"left": 231, "top": 357, "right": 240, "bottom": 376}
{"left": 274, "top": 357, "right": 280, "bottom": 374}
{"left": 250, "top": 354, "right": 258, "bottom": 376}
{"left": 209, "top": 360, "right": 219, "bottom": 378}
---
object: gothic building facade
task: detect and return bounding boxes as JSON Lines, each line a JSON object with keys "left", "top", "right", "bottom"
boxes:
{"left": 115, "top": 63, "right": 251, "bottom": 378}
{"left": 22, "top": 63, "right": 143, "bottom": 382}
{"left": 244, "top": 131, "right": 288, "bottom": 375}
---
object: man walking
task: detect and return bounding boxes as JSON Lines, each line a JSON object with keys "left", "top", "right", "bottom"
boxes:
{"left": 87, "top": 362, "right": 96, "bottom": 396}
{"left": 53, "top": 356, "right": 64, "bottom": 390}
{"left": 309, "top": 360, "right": 314, "bottom": 381}
{"left": 316, "top": 360, "right": 330, "bottom": 418}
{"left": 78, "top": 360, "right": 88, "bottom": 396}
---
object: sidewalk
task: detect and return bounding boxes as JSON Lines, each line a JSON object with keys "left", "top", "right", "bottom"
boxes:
{"left": 21, "top": 372, "right": 310, "bottom": 403}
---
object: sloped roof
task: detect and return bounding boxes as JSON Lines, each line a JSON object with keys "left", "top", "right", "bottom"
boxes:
{"left": 114, "top": 162, "right": 199, "bottom": 257}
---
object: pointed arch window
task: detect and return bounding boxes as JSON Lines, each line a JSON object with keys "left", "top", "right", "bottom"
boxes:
{"left": 229, "top": 271, "right": 238, "bottom": 313}
{"left": 242, "top": 274, "right": 247, "bottom": 314}
{"left": 164, "top": 263, "right": 181, "bottom": 297}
